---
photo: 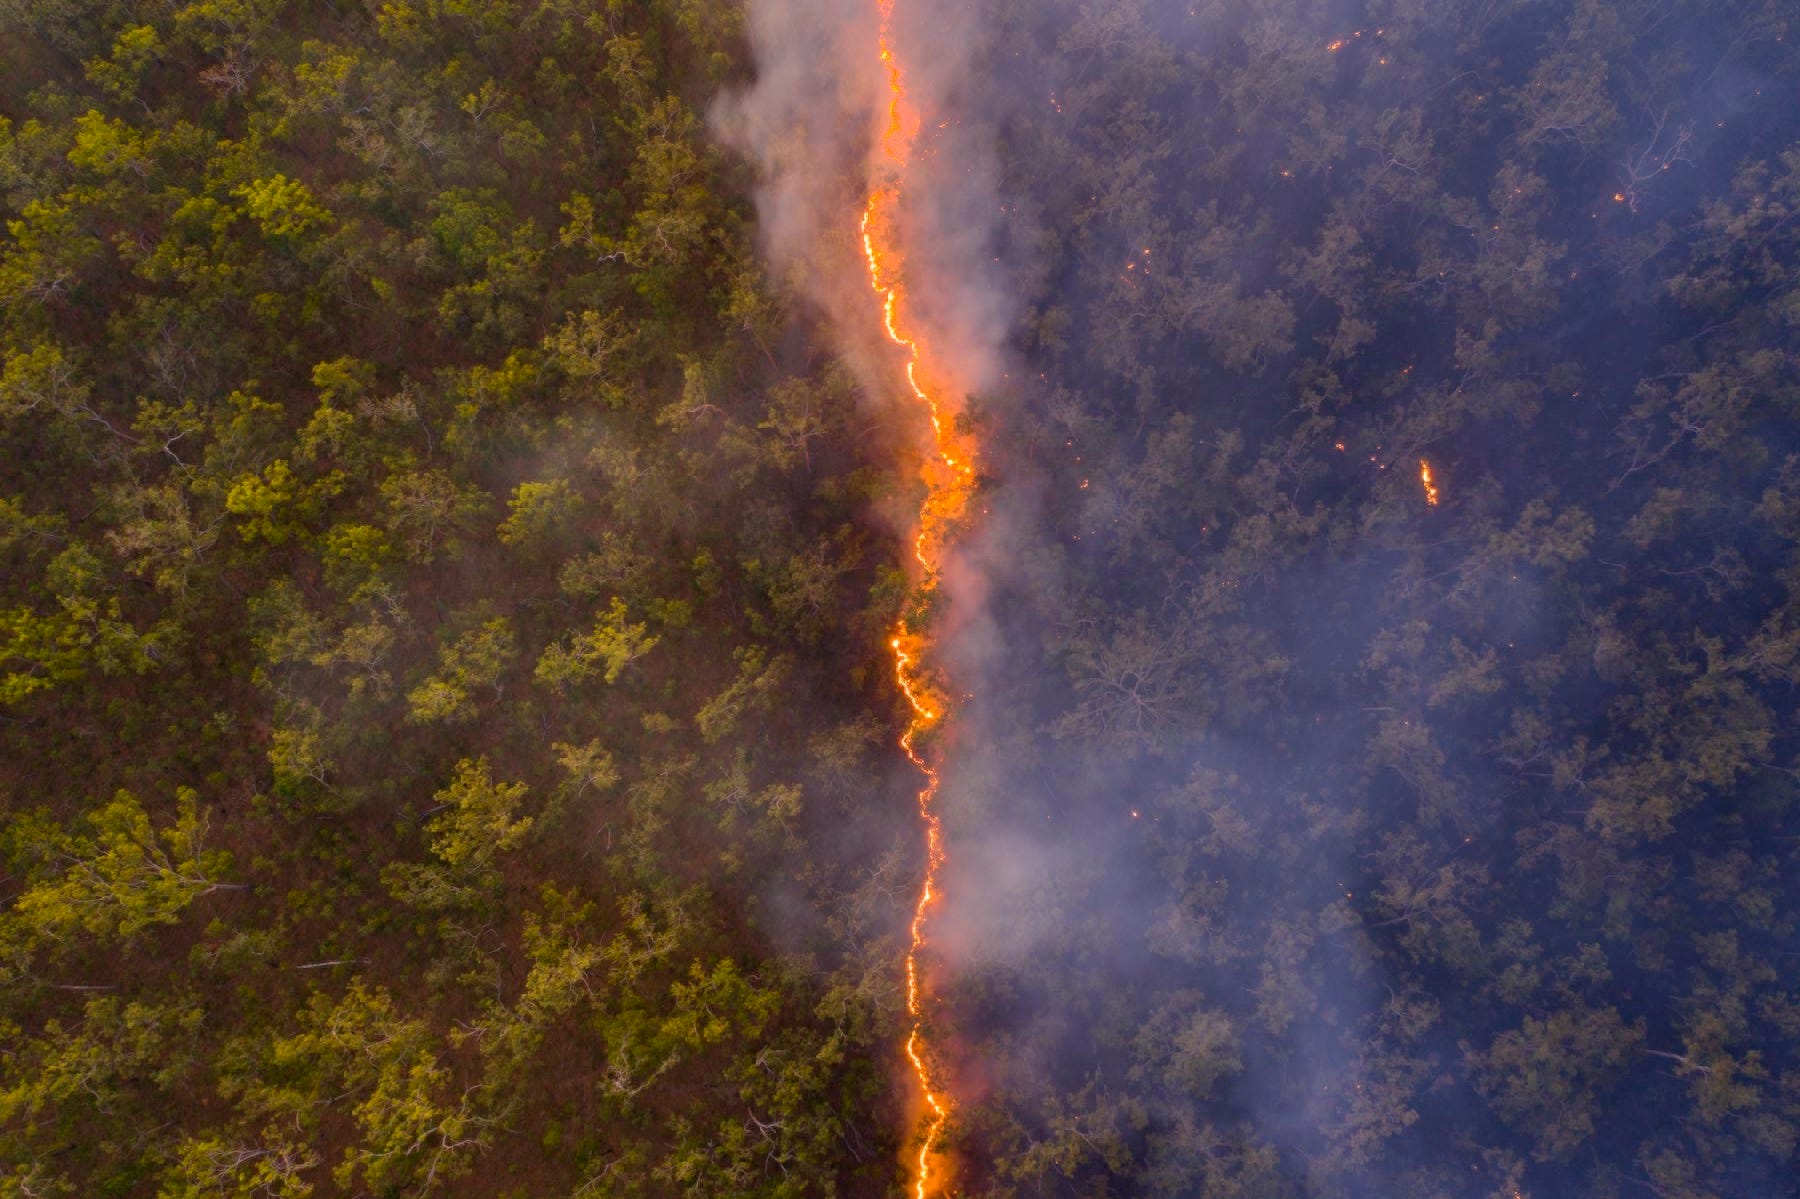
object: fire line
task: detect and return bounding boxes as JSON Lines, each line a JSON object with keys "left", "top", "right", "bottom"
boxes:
{"left": 860, "top": 2, "right": 979, "bottom": 1195}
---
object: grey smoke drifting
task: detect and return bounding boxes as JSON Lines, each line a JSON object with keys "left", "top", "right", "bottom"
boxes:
{"left": 735, "top": 1, "right": 1800, "bottom": 1196}
{"left": 714, "top": 0, "right": 1024, "bottom": 975}
{"left": 711, "top": 0, "right": 1013, "bottom": 404}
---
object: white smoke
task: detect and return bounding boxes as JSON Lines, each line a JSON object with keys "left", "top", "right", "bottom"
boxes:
{"left": 710, "top": 0, "right": 1012, "bottom": 404}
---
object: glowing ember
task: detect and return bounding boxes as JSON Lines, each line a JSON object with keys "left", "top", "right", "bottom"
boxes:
{"left": 861, "top": 2, "right": 979, "bottom": 1195}
{"left": 1419, "top": 458, "right": 1440, "bottom": 506}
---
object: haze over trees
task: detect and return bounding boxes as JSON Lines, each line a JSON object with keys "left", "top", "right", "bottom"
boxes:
{"left": 940, "top": 1, "right": 1800, "bottom": 1196}
{"left": 2, "top": 0, "right": 1798, "bottom": 1197}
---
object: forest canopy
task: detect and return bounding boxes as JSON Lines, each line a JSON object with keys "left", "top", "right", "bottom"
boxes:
{"left": 3, "top": 0, "right": 1799, "bottom": 1197}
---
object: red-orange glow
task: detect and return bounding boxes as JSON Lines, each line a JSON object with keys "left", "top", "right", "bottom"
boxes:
{"left": 1420, "top": 459, "right": 1440, "bottom": 506}
{"left": 862, "top": 3, "right": 978, "bottom": 1196}
{"left": 1327, "top": 28, "right": 1382, "bottom": 52}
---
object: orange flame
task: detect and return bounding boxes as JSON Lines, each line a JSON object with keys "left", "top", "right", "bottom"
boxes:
{"left": 1419, "top": 458, "right": 1440, "bottom": 506}
{"left": 862, "top": 3, "right": 979, "bottom": 1195}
